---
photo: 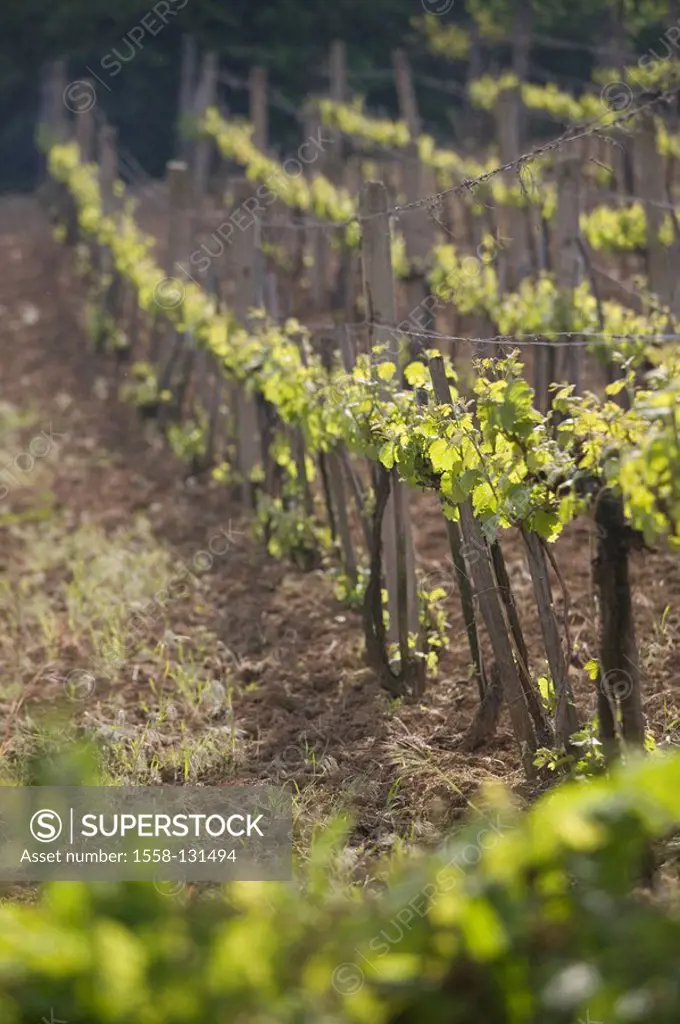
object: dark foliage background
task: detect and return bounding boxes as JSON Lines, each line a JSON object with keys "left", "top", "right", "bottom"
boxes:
{"left": 0, "top": 0, "right": 674, "bottom": 191}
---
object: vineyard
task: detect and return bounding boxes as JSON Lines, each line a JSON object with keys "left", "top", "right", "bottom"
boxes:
{"left": 2, "top": 5, "right": 680, "bottom": 1020}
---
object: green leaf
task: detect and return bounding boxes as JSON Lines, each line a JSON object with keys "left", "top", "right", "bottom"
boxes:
{"left": 472, "top": 481, "right": 497, "bottom": 516}
{"left": 538, "top": 675, "right": 555, "bottom": 704}
{"left": 605, "top": 378, "right": 627, "bottom": 396}
{"left": 379, "top": 441, "right": 396, "bottom": 469}
{"left": 404, "top": 361, "right": 428, "bottom": 387}
{"left": 377, "top": 361, "right": 396, "bottom": 381}
{"left": 428, "top": 438, "right": 457, "bottom": 473}
{"left": 449, "top": 467, "right": 481, "bottom": 502}
{"left": 530, "top": 509, "right": 560, "bottom": 538}
{"left": 584, "top": 658, "right": 600, "bottom": 681}
{"left": 441, "top": 502, "right": 460, "bottom": 522}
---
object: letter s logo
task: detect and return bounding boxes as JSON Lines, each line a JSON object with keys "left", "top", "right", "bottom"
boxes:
{"left": 30, "top": 809, "right": 63, "bottom": 843}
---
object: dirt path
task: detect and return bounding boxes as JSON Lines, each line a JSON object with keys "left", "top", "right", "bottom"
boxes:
{"left": 1, "top": 198, "right": 679, "bottom": 869}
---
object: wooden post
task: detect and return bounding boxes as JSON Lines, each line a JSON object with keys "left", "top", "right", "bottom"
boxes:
{"left": 259, "top": 273, "right": 283, "bottom": 501}
{"left": 96, "top": 122, "right": 118, "bottom": 270}
{"left": 327, "top": 40, "right": 347, "bottom": 171}
{"left": 264, "top": 271, "right": 280, "bottom": 321}
{"left": 336, "top": 327, "right": 374, "bottom": 553}
{"left": 327, "top": 448, "right": 358, "bottom": 586}
{"left": 177, "top": 34, "right": 198, "bottom": 161}
{"left": 315, "top": 339, "right": 356, "bottom": 581}
{"left": 532, "top": 209, "right": 550, "bottom": 412}
{"left": 638, "top": 111, "right": 677, "bottom": 313}
{"left": 360, "top": 180, "right": 419, "bottom": 658}
{"left": 39, "top": 60, "right": 69, "bottom": 204}
{"left": 154, "top": 160, "right": 192, "bottom": 392}
{"left": 391, "top": 55, "right": 440, "bottom": 201}
{"left": 37, "top": 66, "right": 52, "bottom": 137}
{"left": 202, "top": 273, "right": 225, "bottom": 471}
{"left": 429, "top": 355, "right": 538, "bottom": 777}
{"left": 344, "top": 158, "right": 362, "bottom": 199}
{"left": 45, "top": 60, "right": 69, "bottom": 145}
{"left": 442, "top": 515, "right": 487, "bottom": 702}
{"left": 303, "top": 103, "right": 330, "bottom": 310}
{"left": 495, "top": 87, "right": 529, "bottom": 288}
{"left": 192, "top": 51, "right": 219, "bottom": 201}
{"left": 400, "top": 146, "right": 432, "bottom": 263}
{"left": 337, "top": 157, "right": 362, "bottom": 318}
{"left": 166, "top": 160, "right": 192, "bottom": 277}
{"left": 329, "top": 40, "right": 347, "bottom": 105}
{"left": 291, "top": 336, "right": 318, "bottom": 533}
{"left": 607, "top": 0, "right": 635, "bottom": 198}
{"left": 324, "top": 41, "right": 349, "bottom": 309}
{"left": 37, "top": 67, "right": 53, "bottom": 187}
{"left": 249, "top": 66, "right": 268, "bottom": 153}
{"left": 463, "top": 23, "right": 483, "bottom": 144}
{"left": 231, "top": 178, "right": 263, "bottom": 508}
{"left": 74, "top": 78, "right": 96, "bottom": 163}
{"left": 392, "top": 49, "right": 421, "bottom": 139}
{"left": 93, "top": 124, "right": 120, "bottom": 349}
{"left": 96, "top": 124, "right": 118, "bottom": 267}
{"left": 522, "top": 528, "right": 579, "bottom": 747}
{"left": 553, "top": 152, "right": 582, "bottom": 394}
{"left": 98, "top": 125, "right": 118, "bottom": 213}
{"left": 593, "top": 490, "right": 645, "bottom": 750}
{"left": 361, "top": 181, "right": 400, "bottom": 355}
{"left": 400, "top": 142, "right": 436, "bottom": 353}
{"left": 511, "top": 0, "right": 533, "bottom": 143}
{"left": 251, "top": 65, "right": 294, "bottom": 289}
{"left": 490, "top": 539, "right": 553, "bottom": 747}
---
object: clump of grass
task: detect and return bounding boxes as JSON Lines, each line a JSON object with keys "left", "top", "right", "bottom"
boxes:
{"left": 0, "top": 499, "right": 244, "bottom": 788}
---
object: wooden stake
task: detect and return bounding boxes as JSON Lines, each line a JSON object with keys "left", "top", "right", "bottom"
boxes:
{"left": 400, "top": 142, "right": 436, "bottom": 354}
{"left": 593, "top": 490, "right": 645, "bottom": 751}
{"left": 327, "top": 40, "right": 347, "bottom": 177}
{"left": 522, "top": 528, "right": 579, "bottom": 748}
{"left": 441, "top": 516, "right": 487, "bottom": 700}
{"left": 154, "top": 160, "right": 192, "bottom": 384}
{"left": 495, "top": 87, "right": 530, "bottom": 288}
{"left": 327, "top": 449, "right": 358, "bottom": 586}
{"left": 90, "top": 124, "right": 120, "bottom": 350}
{"left": 45, "top": 60, "right": 69, "bottom": 146}
{"left": 511, "top": 0, "right": 533, "bottom": 142}
{"left": 429, "top": 355, "right": 538, "bottom": 776}
{"left": 231, "top": 179, "right": 263, "bottom": 508}
{"left": 249, "top": 66, "right": 268, "bottom": 153}
{"left": 302, "top": 104, "right": 329, "bottom": 310}
{"left": 200, "top": 271, "right": 224, "bottom": 471}
{"left": 166, "top": 159, "right": 192, "bottom": 277}
{"left": 360, "top": 180, "right": 419, "bottom": 655}
{"left": 638, "top": 110, "right": 677, "bottom": 313}
{"left": 74, "top": 79, "right": 95, "bottom": 163}
{"left": 554, "top": 152, "right": 582, "bottom": 393}
{"left": 392, "top": 49, "right": 421, "bottom": 139}
{"left": 192, "top": 51, "right": 219, "bottom": 201}
{"left": 329, "top": 40, "right": 347, "bottom": 104}
{"left": 491, "top": 539, "right": 553, "bottom": 746}
{"left": 177, "top": 34, "right": 198, "bottom": 160}
{"left": 98, "top": 125, "right": 118, "bottom": 216}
